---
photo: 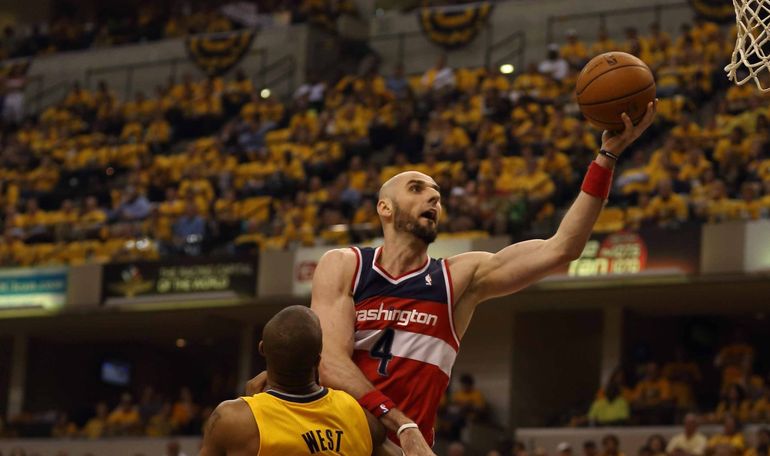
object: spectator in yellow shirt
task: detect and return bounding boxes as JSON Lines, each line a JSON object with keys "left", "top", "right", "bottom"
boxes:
{"left": 107, "top": 393, "right": 141, "bottom": 436}
{"left": 714, "top": 127, "right": 752, "bottom": 169}
{"left": 601, "top": 434, "right": 626, "bottom": 456}
{"left": 711, "top": 384, "right": 752, "bottom": 424}
{"left": 170, "top": 387, "right": 198, "bottom": 433}
{"left": 701, "top": 180, "right": 740, "bottom": 223}
{"left": 662, "top": 348, "right": 702, "bottom": 411}
{"left": 632, "top": 362, "right": 674, "bottom": 424}
{"left": 707, "top": 415, "right": 745, "bottom": 454}
{"left": 560, "top": 29, "right": 588, "bottom": 68}
{"left": 590, "top": 29, "right": 616, "bottom": 57}
{"left": 735, "top": 182, "right": 767, "bottom": 220}
{"left": 647, "top": 178, "right": 688, "bottom": 228}
{"left": 745, "top": 428, "right": 770, "bottom": 456}
{"left": 444, "top": 374, "right": 487, "bottom": 441}
{"left": 82, "top": 402, "right": 110, "bottom": 439}
{"left": 715, "top": 330, "right": 755, "bottom": 392}
{"left": 678, "top": 148, "right": 712, "bottom": 185}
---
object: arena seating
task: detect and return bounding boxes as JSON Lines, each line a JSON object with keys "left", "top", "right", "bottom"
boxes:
{"left": 2, "top": 18, "right": 770, "bottom": 268}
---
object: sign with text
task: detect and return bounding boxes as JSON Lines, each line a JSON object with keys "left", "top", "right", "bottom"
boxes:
{"left": 546, "top": 225, "right": 701, "bottom": 281}
{"left": 0, "top": 267, "right": 68, "bottom": 310}
{"left": 102, "top": 256, "right": 258, "bottom": 305}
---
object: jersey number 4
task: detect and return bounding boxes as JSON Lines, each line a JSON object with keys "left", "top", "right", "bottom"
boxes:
{"left": 370, "top": 328, "right": 395, "bottom": 376}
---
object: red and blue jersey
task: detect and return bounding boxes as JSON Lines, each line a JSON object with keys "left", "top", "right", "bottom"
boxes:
{"left": 350, "top": 246, "right": 459, "bottom": 447}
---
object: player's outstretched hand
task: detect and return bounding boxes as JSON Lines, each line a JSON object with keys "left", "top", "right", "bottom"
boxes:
{"left": 399, "top": 428, "right": 437, "bottom": 456}
{"left": 601, "top": 98, "right": 657, "bottom": 157}
{"left": 244, "top": 371, "right": 268, "bottom": 395}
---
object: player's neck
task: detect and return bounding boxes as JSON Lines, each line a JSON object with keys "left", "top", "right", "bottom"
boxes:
{"left": 379, "top": 237, "right": 429, "bottom": 276}
{"left": 266, "top": 375, "right": 321, "bottom": 396}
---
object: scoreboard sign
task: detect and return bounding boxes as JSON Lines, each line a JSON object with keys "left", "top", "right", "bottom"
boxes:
{"left": 548, "top": 225, "right": 701, "bottom": 281}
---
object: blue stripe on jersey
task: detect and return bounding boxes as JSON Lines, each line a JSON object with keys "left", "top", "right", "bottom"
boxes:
{"left": 353, "top": 247, "right": 449, "bottom": 304}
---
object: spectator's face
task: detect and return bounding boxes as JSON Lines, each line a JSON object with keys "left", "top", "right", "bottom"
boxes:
{"left": 724, "top": 417, "right": 736, "bottom": 434}
{"left": 684, "top": 415, "right": 698, "bottom": 434}
{"left": 658, "top": 180, "right": 672, "bottom": 197}
{"left": 448, "top": 443, "right": 466, "bottom": 456}
{"left": 645, "top": 363, "right": 658, "bottom": 379}
{"left": 603, "top": 438, "right": 618, "bottom": 453}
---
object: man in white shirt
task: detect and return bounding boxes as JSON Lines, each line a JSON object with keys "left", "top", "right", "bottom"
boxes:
{"left": 538, "top": 44, "right": 569, "bottom": 81}
{"left": 666, "top": 413, "right": 708, "bottom": 456}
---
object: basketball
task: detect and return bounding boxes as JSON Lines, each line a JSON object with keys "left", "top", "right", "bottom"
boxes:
{"left": 576, "top": 51, "right": 656, "bottom": 131}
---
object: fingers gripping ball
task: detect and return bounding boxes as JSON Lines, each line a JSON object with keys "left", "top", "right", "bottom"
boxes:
{"left": 576, "top": 52, "right": 656, "bottom": 131}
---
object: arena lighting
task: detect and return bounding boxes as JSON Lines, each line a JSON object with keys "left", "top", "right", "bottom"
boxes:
{"left": 176, "top": 338, "right": 187, "bottom": 348}
{"left": 260, "top": 88, "right": 271, "bottom": 98}
{"left": 500, "top": 64, "right": 514, "bottom": 74}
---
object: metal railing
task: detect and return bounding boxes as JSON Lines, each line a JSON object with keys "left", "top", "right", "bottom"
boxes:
{"left": 259, "top": 54, "right": 297, "bottom": 97}
{"left": 545, "top": 2, "right": 691, "bottom": 45}
{"left": 370, "top": 24, "right": 527, "bottom": 71}
{"left": 83, "top": 48, "right": 270, "bottom": 99}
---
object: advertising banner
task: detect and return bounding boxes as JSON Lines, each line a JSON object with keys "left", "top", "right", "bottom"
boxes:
{"left": 102, "top": 256, "right": 258, "bottom": 305}
{"left": 0, "top": 267, "right": 68, "bottom": 310}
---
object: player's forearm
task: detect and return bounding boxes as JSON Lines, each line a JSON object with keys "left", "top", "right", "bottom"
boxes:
{"left": 319, "top": 349, "right": 377, "bottom": 398}
{"left": 319, "top": 351, "right": 417, "bottom": 433}
{"left": 551, "top": 154, "right": 616, "bottom": 259}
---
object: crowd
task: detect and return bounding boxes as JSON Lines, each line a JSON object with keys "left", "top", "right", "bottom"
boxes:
{"left": 571, "top": 331, "right": 768, "bottom": 429}
{"left": 0, "top": 0, "right": 357, "bottom": 61}
{"left": 0, "top": 385, "right": 224, "bottom": 441}
{"left": 4, "top": 17, "right": 770, "bottom": 267}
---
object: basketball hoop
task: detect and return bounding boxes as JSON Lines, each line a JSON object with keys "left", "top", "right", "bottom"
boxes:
{"left": 725, "top": 0, "right": 770, "bottom": 91}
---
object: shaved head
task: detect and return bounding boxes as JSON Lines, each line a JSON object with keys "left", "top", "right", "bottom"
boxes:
{"left": 261, "top": 305, "right": 322, "bottom": 387}
{"left": 378, "top": 171, "right": 441, "bottom": 244}
{"left": 379, "top": 171, "right": 438, "bottom": 200}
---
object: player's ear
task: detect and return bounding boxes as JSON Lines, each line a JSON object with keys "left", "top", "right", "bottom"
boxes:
{"left": 258, "top": 340, "right": 264, "bottom": 356}
{"left": 376, "top": 198, "right": 392, "bottom": 218}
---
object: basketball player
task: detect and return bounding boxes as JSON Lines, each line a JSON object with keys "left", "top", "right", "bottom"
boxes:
{"left": 249, "top": 102, "right": 657, "bottom": 455}
{"left": 200, "top": 305, "right": 385, "bottom": 455}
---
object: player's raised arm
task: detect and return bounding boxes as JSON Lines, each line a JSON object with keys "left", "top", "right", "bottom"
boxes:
{"left": 312, "top": 248, "right": 436, "bottom": 456}
{"left": 199, "top": 399, "right": 259, "bottom": 456}
{"left": 452, "top": 102, "right": 657, "bottom": 315}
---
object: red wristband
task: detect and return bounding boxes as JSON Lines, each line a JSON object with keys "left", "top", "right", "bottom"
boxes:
{"left": 581, "top": 161, "right": 613, "bottom": 200}
{"left": 358, "top": 390, "right": 396, "bottom": 418}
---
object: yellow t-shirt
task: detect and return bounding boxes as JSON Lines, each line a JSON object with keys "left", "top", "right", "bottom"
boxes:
{"left": 451, "top": 389, "right": 485, "bottom": 409}
{"left": 647, "top": 194, "right": 688, "bottom": 223}
{"left": 707, "top": 433, "right": 745, "bottom": 451}
{"left": 242, "top": 387, "right": 372, "bottom": 455}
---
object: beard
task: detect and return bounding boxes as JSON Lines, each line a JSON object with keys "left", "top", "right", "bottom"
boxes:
{"left": 393, "top": 203, "right": 437, "bottom": 244}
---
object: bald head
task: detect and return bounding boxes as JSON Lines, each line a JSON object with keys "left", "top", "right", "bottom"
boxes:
{"left": 378, "top": 171, "right": 438, "bottom": 202}
{"left": 261, "top": 305, "right": 322, "bottom": 386}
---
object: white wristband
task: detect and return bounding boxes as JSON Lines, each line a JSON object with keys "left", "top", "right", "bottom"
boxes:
{"left": 396, "top": 423, "right": 419, "bottom": 438}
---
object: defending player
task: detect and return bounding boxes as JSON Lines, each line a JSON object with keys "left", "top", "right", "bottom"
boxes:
{"left": 201, "top": 305, "right": 385, "bottom": 455}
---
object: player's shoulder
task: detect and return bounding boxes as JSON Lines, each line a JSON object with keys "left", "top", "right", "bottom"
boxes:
{"left": 446, "top": 250, "right": 493, "bottom": 271}
{"left": 205, "top": 399, "right": 259, "bottom": 448}
{"left": 319, "top": 247, "right": 359, "bottom": 265}
{"left": 214, "top": 398, "right": 254, "bottom": 424}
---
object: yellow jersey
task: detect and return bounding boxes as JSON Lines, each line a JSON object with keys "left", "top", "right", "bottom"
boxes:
{"left": 241, "top": 387, "right": 372, "bottom": 456}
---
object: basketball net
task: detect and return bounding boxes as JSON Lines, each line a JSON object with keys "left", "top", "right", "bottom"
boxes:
{"left": 725, "top": 0, "right": 770, "bottom": 91}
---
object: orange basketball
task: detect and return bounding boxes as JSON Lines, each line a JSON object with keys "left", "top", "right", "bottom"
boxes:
{"left": 576, "top": 52, "right": 656, "bottom": 131}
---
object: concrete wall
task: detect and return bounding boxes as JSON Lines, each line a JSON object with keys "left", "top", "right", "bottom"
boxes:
{"left": 452, "top": 301, "right": 515, "bottom": 427}
{"left": 512, "top": 309, "right": 603, "bottom": 427}
{"left": 368, "top": 0, "right": 693, "bottom": 74}
{"left": 0, "top": 436, "right": 201, "bottom": 456}
{"left": 26, "top": 24, "right": 309, "bottom": 106}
